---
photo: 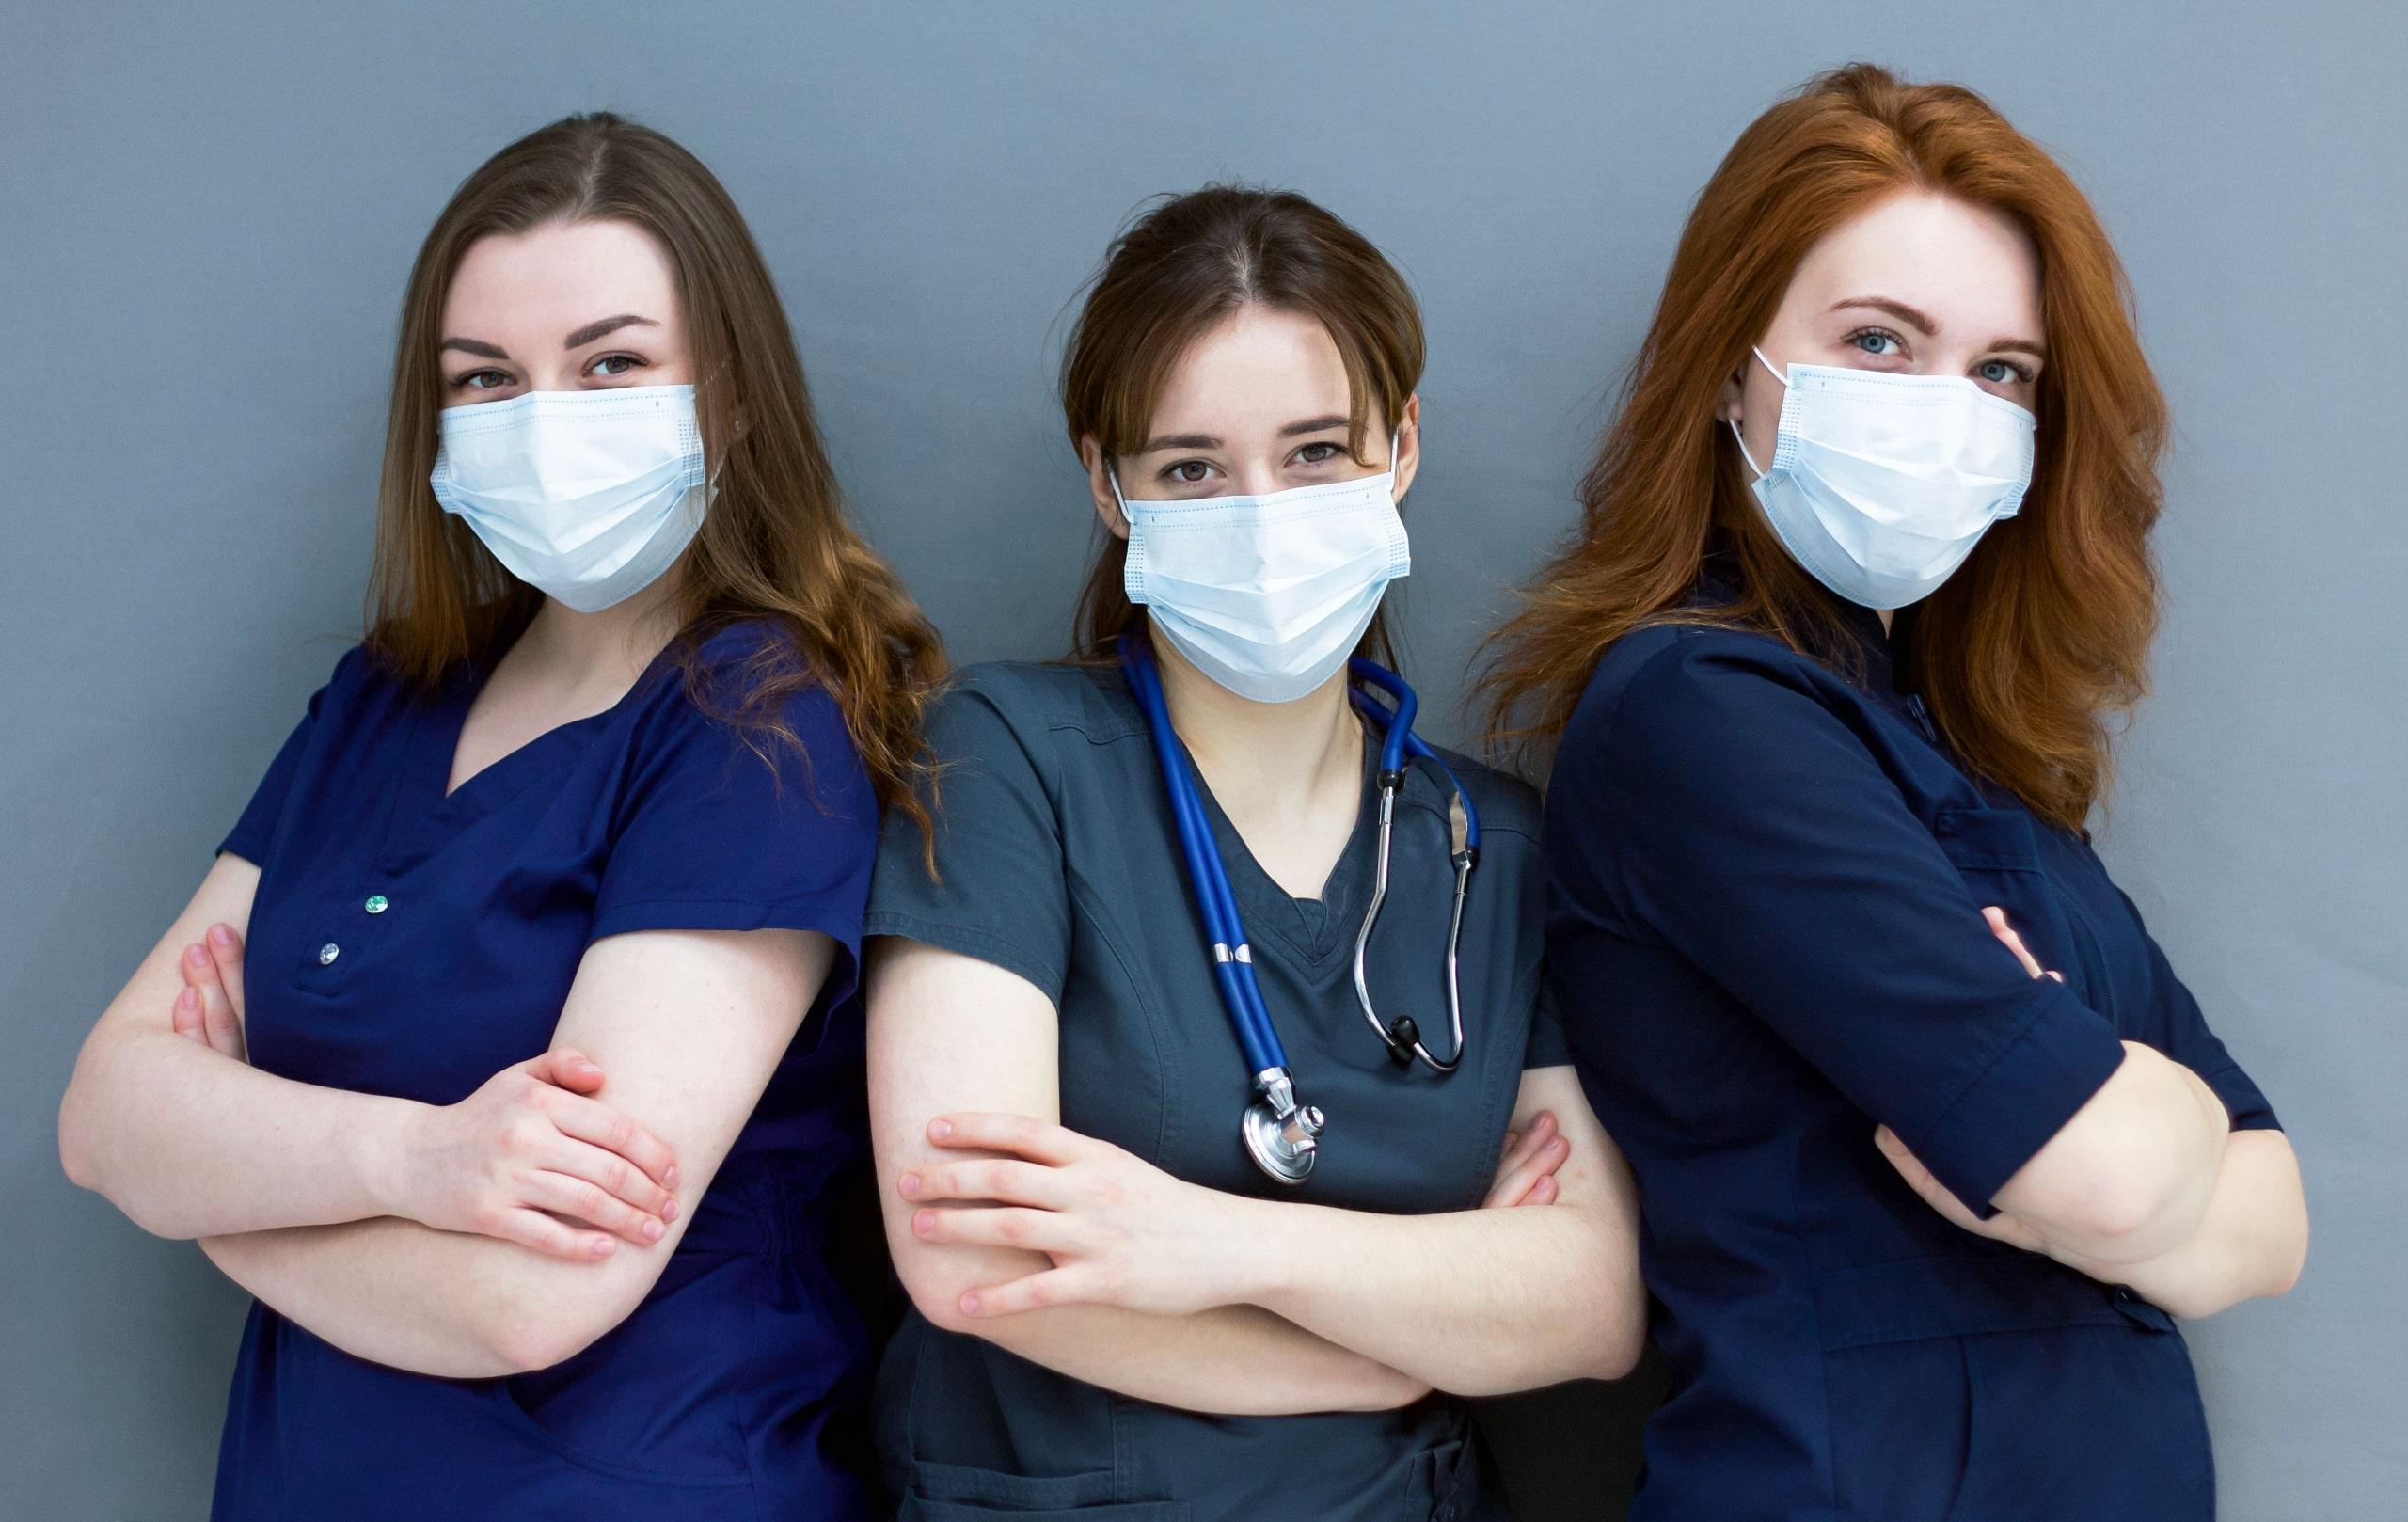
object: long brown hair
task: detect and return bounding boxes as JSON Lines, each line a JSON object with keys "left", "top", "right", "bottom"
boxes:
{"left": 363, "top": 112, "right": 943, "bottom": 829}
{"left": 1059, "top": 184, "right": 1424, "bottom": 663}
{"left": 1480, "top": 64, "right": 2166, "bottom": 831}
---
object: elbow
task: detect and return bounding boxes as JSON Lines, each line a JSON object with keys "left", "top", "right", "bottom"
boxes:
{"left": 894, "top": 1252, "right": 983, "bottom": 1340}
{"left": 479, "top": 1284, "right": 638, "bottom": 1376}
{"left": 1593, "top": 1308, "right": 1648, "bottom": 1383}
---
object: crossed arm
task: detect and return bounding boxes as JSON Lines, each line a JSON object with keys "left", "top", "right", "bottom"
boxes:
{"left": 59, "top": 853, "right": 829, "bottom": 1376}
{"left": 865, "top": 939, "right": 1644, "bottom": 1417}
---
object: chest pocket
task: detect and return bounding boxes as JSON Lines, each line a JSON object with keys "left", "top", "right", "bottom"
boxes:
{"left": 1928, "top": 806, "right": 2104, "bottom": 1002}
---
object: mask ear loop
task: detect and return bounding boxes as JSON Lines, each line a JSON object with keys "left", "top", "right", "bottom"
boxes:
{"left": 1729, "top": 348, "right": 1792, "bottom": 482}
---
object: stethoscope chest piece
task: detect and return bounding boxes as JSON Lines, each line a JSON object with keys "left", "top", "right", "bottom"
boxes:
{"left": 1242, "top": 1069, "right": 1325, "bottom": 1185}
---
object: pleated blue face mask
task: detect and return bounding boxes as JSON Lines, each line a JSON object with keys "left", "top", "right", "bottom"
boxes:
{"left": 430, "top": 384, "right": 710, "bottom": 613}
{"left": 1110, "top": 432, "right": 1410, "bottom": 704}
{"left": 1730, "top": 348, "right": 2036, "bottom": 610}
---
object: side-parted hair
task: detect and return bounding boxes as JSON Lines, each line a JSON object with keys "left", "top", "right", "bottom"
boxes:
{"left": 1060, "top": 184, "right": 1425, "bottom": 663}
{"left": 364, "top": 113, "right": 944, "bottom": 831}
{"left": 1480, "top": 64, "right": 2167, "bottom": 832}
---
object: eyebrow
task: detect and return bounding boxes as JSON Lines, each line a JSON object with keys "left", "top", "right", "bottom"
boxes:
{"left": 438, "top": 337, "right": 509, "bottom": 360}
{"left": 1829, "top": 295, "right": 2047, "bottom": 362}
{"left": 1138, "top": 415, "right": 1354, "bottom": 453}
{"left": 562, "top": 313, "right": 657, "bottom": 350}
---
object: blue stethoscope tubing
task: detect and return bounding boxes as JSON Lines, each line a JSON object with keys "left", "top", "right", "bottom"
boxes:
{"left": 1118, "top": 633, "right": 1481, "bottom": 1183}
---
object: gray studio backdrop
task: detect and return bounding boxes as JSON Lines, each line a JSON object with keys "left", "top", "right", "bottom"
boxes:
{"left": 5, "top": 3, "right": 2401, "bottom": 1518}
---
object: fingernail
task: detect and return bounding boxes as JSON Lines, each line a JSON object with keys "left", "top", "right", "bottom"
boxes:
{"left": 592, "top": 1237, "right": 614, "bottom": 1259}
{"left": 176, "top": 988, "right": 197, "bottom": 1010}
{"left": 1545, "top": 1136, "right": 1568, "bottom": 1153}
{"left": 209, "top": 925, "right": 233, "bottom": 947}
{"left": 185, "top": 945, "right": 210, "bottom": 968}
{"left": 642, "top": 1219, "right": 663, "bottom": 1243}
{"left": 929, "top": 1118, "right": 953, "bottom": 1141}
{"left": 913, "top": 1210, "right": 936, "bottom": 1235}
{"left": 898, "top": 1172, "right": 922, "bottom": 1198}
{"left": 959, "top": 1292, "right": 981, "bottom": 1317}
{"left": 664, "top": 1165, "right": 679, "bottom": 1187}
{"left": 660, "top": 1197, "right": 678, "bottom": 1223}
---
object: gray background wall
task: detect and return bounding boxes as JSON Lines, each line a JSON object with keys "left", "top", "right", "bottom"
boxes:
{"left": 4, "top": 2, "right": 2400, "bottom": 1517}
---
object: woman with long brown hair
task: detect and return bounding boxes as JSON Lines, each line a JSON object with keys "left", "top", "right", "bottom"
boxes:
{"left": 58, "top": 113, "right": 938, "bottom": 1517}
{"left": 1483, "top": 65, "right": 2306, "bottom": 1520}
{"left": 861, "top": 184, "right": 1642, "bottom": 1521}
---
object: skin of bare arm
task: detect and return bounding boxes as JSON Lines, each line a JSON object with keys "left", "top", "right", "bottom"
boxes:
{"left": 868, "top": 938, "right": 1434, "bottom": 1417}
{"left": 197, "top": 925, "right": 832, "bottom": 1376}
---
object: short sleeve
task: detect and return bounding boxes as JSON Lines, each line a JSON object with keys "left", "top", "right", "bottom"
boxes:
{"left": 219, "top": 646, "right": 356, "bottom": 865}
{"left": 1523, "top": 979, "right": 1574, "bottom": 1070}
{"left": 2115, "top": 885, "right": 2281, "bottom": 1133}
{"left": 863, "top": 675, "right": 1072, "bottom": 1005}
{"left": 591, "top": 673, "right": 879, "bottom": 1009}
{"left": 1562, "top": 636, "right": 2130, "bottom": 1215}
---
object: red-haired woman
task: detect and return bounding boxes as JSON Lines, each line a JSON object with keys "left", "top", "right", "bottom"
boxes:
{"left": 59, "top": 114, "right": 939, "bottom": 1518}
{"left": 1484, "top": 65, "right": 2306, "bottom": 1521}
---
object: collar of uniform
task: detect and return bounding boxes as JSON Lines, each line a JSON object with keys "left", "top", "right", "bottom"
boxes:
{"left": 1690, "top": 553, "right": 1910, "bottom": 698}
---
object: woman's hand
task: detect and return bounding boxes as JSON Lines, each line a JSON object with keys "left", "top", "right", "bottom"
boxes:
{"left": 1483, "top": 1109, "right": 1570, "bottom": 1208}
{"left": 170, "top": 924, "right": 682, "bottom": 1262}
{"left": 900, "top": 1113, "right": 1246, "bottom": 1320}
{"left": 169, "top": 923, "right": 250, "bottom": 1060}
{"left": 1983, "top": 905, "right": 2066, "bottom": 984}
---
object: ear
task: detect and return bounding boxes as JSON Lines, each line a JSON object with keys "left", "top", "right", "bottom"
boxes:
{"left": 1080, "top": 435, "right": 1129, "bottom": 542}
{"left": 1389, "top": 394, "right": 1423, "bottom": 504}
{"left": 1716, "top": 359, "right": 1748, "bottom": 426}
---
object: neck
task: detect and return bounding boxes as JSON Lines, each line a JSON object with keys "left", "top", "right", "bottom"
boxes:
{"left": 513, "top": 574, "right": 686, "bottom": 694}
{"left": 1151, "top": 628, "right": 1363, "bottom": 826}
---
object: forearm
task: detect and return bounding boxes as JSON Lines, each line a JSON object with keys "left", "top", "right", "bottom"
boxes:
{"left": 63, "top": 1030, "right": 421, "bottom": 1239}
{"left": 2052, "top": 1130, "right": 2307, "bottom": 1318}
{"left": 1232, "top": 1197, "right": 1641, "bottom": 1396}
{"left": 2002, "top": 1042, "right": 2232, "bottom": 1264}
{"left": 201, "top": 1216, "right": 610, "bottom": 1379}
{"left": 958, "top": 1298, "right": 1427, "bottom": 1417}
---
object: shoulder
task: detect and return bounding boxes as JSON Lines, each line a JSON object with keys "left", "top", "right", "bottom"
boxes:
{"left": 1562, "top": 621, "right": 1853, "bottom": 768}
{"left": 626, "top": 618, "right": 871, "bottom": 802}
{"left": 1418, "top": 737, "right": 1542, "bottom": 844}
{"left": 924, "top": 659, "right": 1137, "bottom": 758}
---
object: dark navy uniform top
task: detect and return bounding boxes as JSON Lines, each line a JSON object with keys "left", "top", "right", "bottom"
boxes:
{"left": 1541, "top": 584, "right": 2280, "bottom": 1522}
{"left": 863, "top": 661, "right": 1568, "bottom": 1522}
{"left": 210, "top": 622, "right": 881, "bottom": 1521}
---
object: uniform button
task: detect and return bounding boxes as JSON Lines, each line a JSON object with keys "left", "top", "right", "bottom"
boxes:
{"left": 318, "top": 942, "right": 341, "bottom": 965}
{"left": 364, "top": 895, "right": 388, "bottom": 914}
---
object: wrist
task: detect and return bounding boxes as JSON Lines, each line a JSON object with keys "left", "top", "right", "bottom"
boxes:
{"left": 352, "top": 1096, "right": 435, "bottom": 1220}
{"left": 1217, "top": 1192, "right": 1308, "bottom": 1312}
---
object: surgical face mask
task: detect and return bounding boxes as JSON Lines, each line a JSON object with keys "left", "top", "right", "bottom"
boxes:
{"left": 1730, "top": 348, "right": 2036, "bottom": 610}
{"left": 1112, "top": 434, "right": 1410, "bottom": 704}
{"left": 430, "top": 384, "right": 709, "bottom": 614}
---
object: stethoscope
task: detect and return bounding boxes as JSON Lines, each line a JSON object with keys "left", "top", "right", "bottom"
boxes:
{"left": 1118, "top": 633, "right": 1481, "bottom": 1184}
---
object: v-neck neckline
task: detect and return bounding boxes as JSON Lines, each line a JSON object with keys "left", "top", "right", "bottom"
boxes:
{"left": 1184, "top": 723, "right": 1383, "bottom": 971}
{"left": 386, "top": 642, "right": 675, "bottom": 868}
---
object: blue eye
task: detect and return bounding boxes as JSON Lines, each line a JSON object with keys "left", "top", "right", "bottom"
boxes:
{"left": 1976, "top": 358, "right": 2026, "bottom": 385}
{"left": 1849, "top": 328, "right": 1902, "bottom": 357}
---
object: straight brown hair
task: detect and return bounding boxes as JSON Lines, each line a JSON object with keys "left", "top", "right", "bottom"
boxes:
{"left": 1481, "top": 65, "right": 2167, "bottom": 832}
{"left": 1059, "top": 184, "right": 1425, "bottom": 664}
{"left": 363, "top": 112, "right": 944, "bottom": 831}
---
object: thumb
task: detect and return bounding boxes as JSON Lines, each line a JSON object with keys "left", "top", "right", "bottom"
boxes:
{"left": 528, "top": 1046, "right": 607, "bottom": 1093}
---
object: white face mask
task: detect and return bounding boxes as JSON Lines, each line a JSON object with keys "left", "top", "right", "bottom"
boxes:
{"left": 430, "top": 384, "right": 709, "bottom": 614}
{"left": 1112, "top": 434, "right": 1410, "bottom": 704}
{"left": 1731, "top": 348, "right": 2036, "bottom": 610}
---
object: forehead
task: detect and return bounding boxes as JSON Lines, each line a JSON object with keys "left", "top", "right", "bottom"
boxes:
{"left": 1782, "top": 190, "right": 2042, "bottom": 340}
{"left": 1145, "top": 305, "right": 1354, "bottom": 441}
{"left": 440, "top": 217, "right": 683, "bottom": 336}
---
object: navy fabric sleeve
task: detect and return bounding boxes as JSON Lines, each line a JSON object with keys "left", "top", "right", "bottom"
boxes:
{"left": 1566, "top": 635, "right": 2130, "bottom": 1214}
{"left": 591, "top": 669, "right": 879, "bottom": 1009}
{"left": 218, "top": 645, "right": 357, "bottom": 864}
{"left": 2115, "top": 885, "right": 2281, "bottom": 1132}
{"left": 863, "top": 675, "right": 1072, "bottom": 1006}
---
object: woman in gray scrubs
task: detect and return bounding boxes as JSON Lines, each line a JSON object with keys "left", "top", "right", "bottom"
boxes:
{"left": 863, "top": 185, "right": 1643, "bottom": 1522}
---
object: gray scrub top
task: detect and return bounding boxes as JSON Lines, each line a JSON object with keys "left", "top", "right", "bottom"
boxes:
{"left": 864, "top": 660, "right": 1565, "bottom": 1522}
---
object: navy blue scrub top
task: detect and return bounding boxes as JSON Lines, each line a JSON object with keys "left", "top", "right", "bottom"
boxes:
{"left": 209, "top": 621, "right": 881, "bottom": 1522}
{"left": 863, "top": 662, "right": 1568, "bottom": 1522}
{"left": 1542, "top": 579, "right": 2281, "bottom": 1522}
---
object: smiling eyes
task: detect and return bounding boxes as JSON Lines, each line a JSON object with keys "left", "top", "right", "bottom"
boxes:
{"left": 1845, "top": 325, "right": 2035, "bottom": 388}
{"left": 448, "top": 351, "right": 648, "bottom": 395}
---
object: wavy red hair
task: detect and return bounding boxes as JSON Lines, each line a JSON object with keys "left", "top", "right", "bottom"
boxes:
{"left": 1481, "top": 64, "right": 2167, "bottom": 831}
